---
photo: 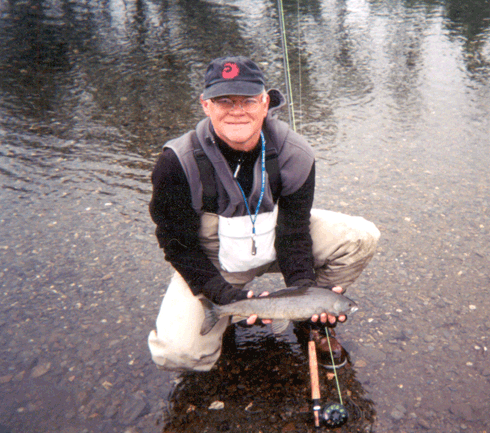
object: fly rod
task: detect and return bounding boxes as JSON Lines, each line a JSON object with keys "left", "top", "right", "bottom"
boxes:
{"left": 277, "top": 0, "right": 296, "bottom": 131}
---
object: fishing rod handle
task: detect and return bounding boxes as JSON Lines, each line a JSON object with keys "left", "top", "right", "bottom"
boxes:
{"left": 308, "top": 340, "right": 321, "bottom": 400}
{"left": 308, "top": 340, "right": 322, "bottom": 428}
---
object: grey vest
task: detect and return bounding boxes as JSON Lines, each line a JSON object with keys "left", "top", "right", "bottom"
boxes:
{"left": 164, "top": 112, "right": 314, "bottom": 218}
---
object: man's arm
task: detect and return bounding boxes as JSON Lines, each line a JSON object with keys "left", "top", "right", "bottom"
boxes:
{"left": 149, "top": 148, "right": 247, "bottom": 305}
{"left": 275, "top": 162, "right": 316, "bottom": 286}
{"left": 274, "top": 162, "right": 346, "bottom": 325}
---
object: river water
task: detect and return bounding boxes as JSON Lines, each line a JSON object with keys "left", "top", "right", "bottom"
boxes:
{"left": 0, "top": 0, "right": 489, "bottom": 432}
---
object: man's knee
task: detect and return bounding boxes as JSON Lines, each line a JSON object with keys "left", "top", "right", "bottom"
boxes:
{"left": 358, "top": 219, "right": 380, "bottom": 256}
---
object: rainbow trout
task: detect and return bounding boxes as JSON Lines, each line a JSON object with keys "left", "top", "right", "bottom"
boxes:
{"left": 199, "top": 286, "right": 358, "bottom": 335}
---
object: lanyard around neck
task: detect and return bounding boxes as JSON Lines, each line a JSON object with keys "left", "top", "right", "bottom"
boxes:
{"left": 234, "top": 131, "right": 266, "bottom": 255}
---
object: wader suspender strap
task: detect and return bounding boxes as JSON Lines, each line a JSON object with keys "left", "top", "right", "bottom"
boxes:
{"left": 265, "top": 146, "right": 282, "bottom": 199}
{"left": 191, "top": 133, "right": 218, "bottom": 211}
{"left": 191, "top": 132, "right": 282, "bottom": 211}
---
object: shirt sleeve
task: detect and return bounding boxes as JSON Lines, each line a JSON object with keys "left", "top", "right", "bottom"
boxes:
{"left": 275, "top": 162, "right": 316, "bottom": 286}
{"left": 149, "top": 148, "right": 223, "bottom": 294}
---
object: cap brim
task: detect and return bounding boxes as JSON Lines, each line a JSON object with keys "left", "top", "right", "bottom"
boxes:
{"left": 202, "top": 81, "right": 265, "bottom": 99}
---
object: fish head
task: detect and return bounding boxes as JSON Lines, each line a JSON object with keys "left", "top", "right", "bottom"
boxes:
{"left": 335, "top": 296, "right": 358, "bottom": 315}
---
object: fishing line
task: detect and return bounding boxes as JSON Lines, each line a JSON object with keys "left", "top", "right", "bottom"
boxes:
{"left": 277, "top": 0, "right": 296, "bottom": 131}
{"left": 325, "top": 326, "right": 344, "bottom": 405}
{"left": 296, "top": 0, "right": 302, "bottom": 133}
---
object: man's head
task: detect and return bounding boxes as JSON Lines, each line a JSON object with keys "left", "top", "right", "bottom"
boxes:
{"left": 200, "top": 56, "right": 270, "bottom": 152}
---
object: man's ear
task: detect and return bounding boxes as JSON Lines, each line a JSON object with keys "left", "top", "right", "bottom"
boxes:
{"left": 200, "top": 95, "right": 211, "bottom": 117}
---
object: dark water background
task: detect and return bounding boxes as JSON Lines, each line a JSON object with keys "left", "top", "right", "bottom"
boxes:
{"left": 0, "top": 0, "right": 489, "bottom": 432}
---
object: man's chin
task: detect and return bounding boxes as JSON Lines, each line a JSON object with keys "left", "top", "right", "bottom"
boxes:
{"left": 221, "top": 134, "right": 254, "bottom": 149}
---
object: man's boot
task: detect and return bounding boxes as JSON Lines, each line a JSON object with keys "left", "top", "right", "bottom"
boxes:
{"left": 294, "top": 321, "right": 347, "bottom": 369}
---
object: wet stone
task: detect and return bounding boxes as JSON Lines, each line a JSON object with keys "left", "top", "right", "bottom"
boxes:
{"left": 121, "top": 396, "right": 150, "bottom": 424}
{"left": 0, "top": 374, "right": 13, "bottom": 384}
{"left": 417, "top": 417, "right": 431, "bottom": 429}
{"left": 31, "top": 362, "right": 51, "bottom": 378}
{"left": 360, "top": 346, "right": 386, "bottom": 362}
{"left": 390, "top": 404, "right": 406, "bottom": 421}
{"left": 13, "top": 371, "right": 25, "bottom": 381}
{"left": 449, "top": 403, "right": 473, "bottom": 421}
{"left": 208, "top": 401, "right": 225, "bottom": 410}
{"left": 104, "top": 402, "right": 120, "bottom": 419}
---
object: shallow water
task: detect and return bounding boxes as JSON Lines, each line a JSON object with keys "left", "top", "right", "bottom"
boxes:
{"left": 0, "top": 0, "right": 489, "bottom": 432}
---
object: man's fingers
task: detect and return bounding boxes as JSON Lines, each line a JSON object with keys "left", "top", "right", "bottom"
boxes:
{"left": 312, "top": 313, "right": 340, "bottom": 324}
{"left": 247, "top": 314, "right": 258, "bottom": 325}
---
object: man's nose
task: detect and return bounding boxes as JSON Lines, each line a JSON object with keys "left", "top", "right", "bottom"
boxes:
{"left": 229, "top": 103, "right": 245, "bottom": 113}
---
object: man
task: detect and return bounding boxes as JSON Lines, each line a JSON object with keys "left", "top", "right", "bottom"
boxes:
{"left": 148, "top": 56, "right": 380, "bottom": 371}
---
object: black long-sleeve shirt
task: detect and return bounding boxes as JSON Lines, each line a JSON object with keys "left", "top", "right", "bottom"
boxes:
{"left": 149, "top": 133, "right": 316, "bottom": 303}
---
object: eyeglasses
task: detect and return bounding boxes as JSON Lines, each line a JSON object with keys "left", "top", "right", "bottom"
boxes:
{"left": 211, "top": 96, "right": 265, "bottom": 113}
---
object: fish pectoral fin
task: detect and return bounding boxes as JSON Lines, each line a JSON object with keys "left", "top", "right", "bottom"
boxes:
{"left": 230, "top": 315, "right": 249, "bottom": 324}
{"left": 271, "top": 319, "right": 290, "bottom": 334}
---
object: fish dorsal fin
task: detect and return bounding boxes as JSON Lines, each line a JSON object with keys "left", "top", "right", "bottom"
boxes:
{"left": 271, "top": 319, "right": 290, "bottom": 334}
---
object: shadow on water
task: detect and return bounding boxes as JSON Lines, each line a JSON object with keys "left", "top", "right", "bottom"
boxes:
{"left": 163, "top": 325, "right": 375, "bottom": 433}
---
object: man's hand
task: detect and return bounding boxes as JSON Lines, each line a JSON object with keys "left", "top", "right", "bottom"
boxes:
{"left": 310, "top": 286, "right": 347, "bottom": 325}
{"left": 246, "top": 290, "right": 272, "bottom": 325}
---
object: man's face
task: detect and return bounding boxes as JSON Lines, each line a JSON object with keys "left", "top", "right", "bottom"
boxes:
{"left": 200, "top": 93, "right": 270, "bottom": 152}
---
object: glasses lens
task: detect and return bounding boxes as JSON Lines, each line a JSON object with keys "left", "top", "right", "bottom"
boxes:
{"left": 242, "top": 98, "right": 260, "bottom": 112}
{"left": 212, "top": 98, "right": 234, "bottom": 111}
{"left": 212, "top": 97, "right": 261, "bottom": 113}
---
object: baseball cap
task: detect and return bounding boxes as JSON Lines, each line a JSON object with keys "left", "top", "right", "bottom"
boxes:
{"left": 202, "top": 56, "right": 266, "bottom": 99}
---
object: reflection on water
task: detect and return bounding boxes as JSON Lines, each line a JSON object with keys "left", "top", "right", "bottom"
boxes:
{"left": 0, "top": 1, "right": 489, "bottom": 432}
{"left": 0, "top": 0, "right": 488, "bottom": 156}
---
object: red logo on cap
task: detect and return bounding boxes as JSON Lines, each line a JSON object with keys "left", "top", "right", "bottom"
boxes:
{"left": 222, "top": 63, "right": 239, "bottom": 79}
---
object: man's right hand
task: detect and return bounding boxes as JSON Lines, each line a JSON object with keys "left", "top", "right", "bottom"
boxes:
{"left": 294, "top": 281, "right": 347, "bottom": 325}
{"left": 310, "top": 286, "right": 347, "bottom": 325}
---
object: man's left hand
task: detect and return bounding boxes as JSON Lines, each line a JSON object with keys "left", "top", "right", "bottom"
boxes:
{"left": 246, "top": 291, "right": 272, "bottom": 325}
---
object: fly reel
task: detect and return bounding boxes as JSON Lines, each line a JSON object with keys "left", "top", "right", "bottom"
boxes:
{"left": 321, "top": 402, "right": 348, "bottom": 428}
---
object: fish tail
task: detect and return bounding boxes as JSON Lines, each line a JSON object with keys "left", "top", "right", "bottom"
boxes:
{"left": 199, "top": 297, "right": 221, "bottom": 335}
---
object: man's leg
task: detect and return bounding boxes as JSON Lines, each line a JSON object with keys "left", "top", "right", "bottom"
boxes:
{"left": 149, "top": 213, "right": 275, "bottom": 372}
{"left": 148, "top": 272, "right": 229, "bottom": 372}
{"left": 310, "top": 209, "right": 380, "bottom": 290}
{"left": 300, "top": 209, "right": 380, "bottom": 367}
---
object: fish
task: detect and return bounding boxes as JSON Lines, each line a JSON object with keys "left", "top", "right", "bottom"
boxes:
{"left": 199, "top": 286, "right": 358, "bottom": 335}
